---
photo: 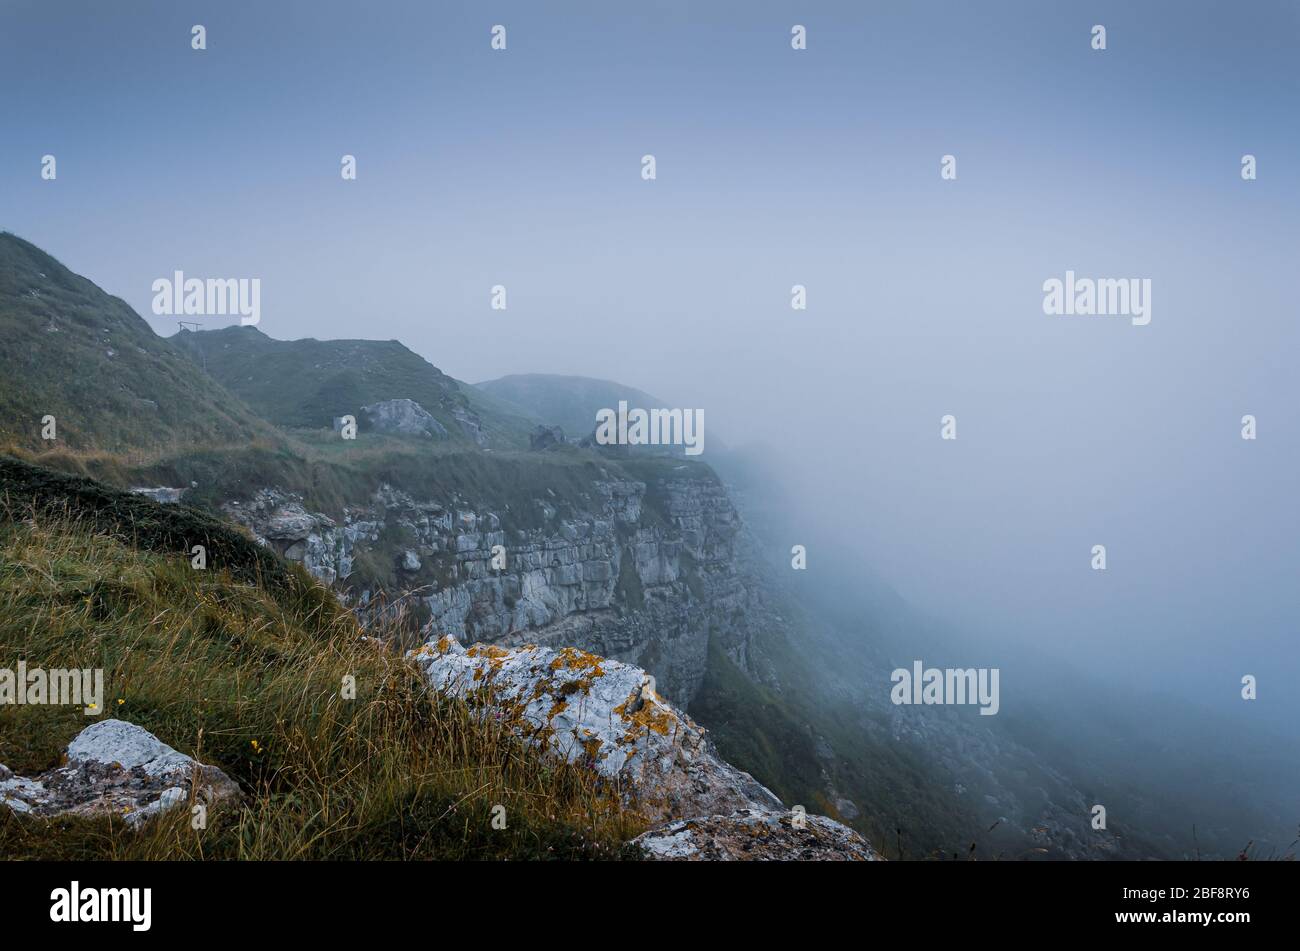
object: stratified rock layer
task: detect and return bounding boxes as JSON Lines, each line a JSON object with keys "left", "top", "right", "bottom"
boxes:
{"left": 0, "top": 719, "right": 239, "bottom": 826}
{"left": 225, "top": 475, "right": 746, "bottom": 706}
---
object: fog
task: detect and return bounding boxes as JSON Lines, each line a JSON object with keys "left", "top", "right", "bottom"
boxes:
{"left": 5, "top": 0, "right": 1297, "bottom": 846}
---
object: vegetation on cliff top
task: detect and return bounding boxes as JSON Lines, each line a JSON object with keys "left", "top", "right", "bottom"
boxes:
{"left": 173, "top": 325, "right": 537, "bottom": 449}
{"left": 0, "top": 462, "right": 642, "bottom": 860}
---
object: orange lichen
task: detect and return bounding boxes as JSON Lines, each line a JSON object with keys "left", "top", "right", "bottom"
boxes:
{"left": 547, "top": 647, "right": 605, "bottom": 678}
{"left": 614, "top": 690, "right": 676, "bottom": 744}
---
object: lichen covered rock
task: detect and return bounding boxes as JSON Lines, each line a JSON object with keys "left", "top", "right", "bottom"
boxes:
{"left": 0, "top": 719, "right": 239, "bottom": 826}
{"left": 409, "top": 634, "right": 781, "bottom": 822}
{"left": 633, "top": 808, "right": 880, "bottom": 861}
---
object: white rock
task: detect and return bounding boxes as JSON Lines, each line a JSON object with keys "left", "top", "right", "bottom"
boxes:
{"left": 66, "top": 718, "right": 196, "bottom": 776}
{"left": 633, "top": 808, "right": 880, "bottom": 862}
{"left": 0, "top": 720, "right": 239, "bottom": 826}
{"left": 361, "top": 398, "right": 449, "bottom": 438}
{"left": 408, "top": 636, "right": 882, "bottom": 860}
{"left": 409, "top": 635, "right": 782, "bottom": 822}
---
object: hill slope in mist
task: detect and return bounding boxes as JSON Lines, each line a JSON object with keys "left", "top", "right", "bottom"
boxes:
{"left": 7, "top": 232, "right": 1281, "bottom": 862}
{"left": 476, "top": 373, "right": 668, "bottom": 441}
{"left": 0, "top": 233, "right": 276, "bottom": 454}
{"left": 174, "top": 326, "right": 535, "bottom": 448}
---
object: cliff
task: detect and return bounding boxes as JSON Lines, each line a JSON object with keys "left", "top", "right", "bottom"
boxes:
{"left": 222, "top": 469, "right": 750, "bottom": 707}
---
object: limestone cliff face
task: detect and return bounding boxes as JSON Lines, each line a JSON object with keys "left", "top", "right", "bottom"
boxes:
{"left": 222, "top": 475, "right": 752, "bottom": 705}
{"left": 218, "top": 467, "right": 1118, "bottom": 859}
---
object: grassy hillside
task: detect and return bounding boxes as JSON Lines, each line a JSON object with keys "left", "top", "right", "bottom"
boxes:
{"left": 690, "top": 627, "right": 982, "bottom": 860}
{"left": 457, "top": 378, "right": 543, "bottom": 447}
{"left": 0, "top": 458, "right": 641, "bottom": 859}
{"left": 174, "top": 326, "right": 535, "bottom": 448}
{"left": 0, "top": 232, "right": 278, "bottom": 455}
{"left": 0, "top": 454, "right": 302, "bottom": 591}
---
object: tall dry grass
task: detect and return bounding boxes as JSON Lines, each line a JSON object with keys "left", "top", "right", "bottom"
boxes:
{"left": 0, "top": 515, "right": 643, "bottom": 860}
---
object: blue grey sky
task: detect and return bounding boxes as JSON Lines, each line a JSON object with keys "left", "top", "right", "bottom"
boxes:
{"left": 3, "top": 1, "right": 1299, "bottom": 723}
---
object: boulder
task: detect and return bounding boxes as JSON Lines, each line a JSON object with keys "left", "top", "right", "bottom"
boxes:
{"left": 409, "top": 635, "right": 781, "bottom": 823}
{"left": 129, "top": 487, "right": 184, "bottom": 504}
{"left": 529, "top": 424, "right": 567, "bottom": 451}
{"left": 0, "top": 719, "right": 240, "bottom": 826}
{"left": 264, "top": 509, "right": 317, "bottom": 541}
{"left": 361, "top": 398, "right": 449, "bottom": 438}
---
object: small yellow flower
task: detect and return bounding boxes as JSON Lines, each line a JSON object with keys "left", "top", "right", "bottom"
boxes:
{"left": 116, "top": 698, "right": 125, "bottom": 705}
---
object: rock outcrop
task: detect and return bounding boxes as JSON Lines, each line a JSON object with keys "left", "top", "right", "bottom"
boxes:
{"left": 0, "top": 719, "right": 239, "bottom": 826}
{"left": 129, "top": 486, "right": 184, "bottom": 504}
{"left": 361, "top": 398, "right": 450, "bottom": 438}
{"left": 633, "top": 808, "right": 879, "bottom": 861}
{"left": 529, "top": 424, "right": 568, "bottom": 451}
{"left": 224, "top": 488, "right": 380, "bottom": 587}
{"left": 450, "top": 404, "right": 488, "bottom": 446}
{"left": 411, "top": 635, "right": 781, "bottom": 821}
{"left": 409, "top": 634, "right": 877, "bottom": 859}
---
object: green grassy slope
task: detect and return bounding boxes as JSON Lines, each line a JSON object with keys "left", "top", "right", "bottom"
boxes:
{"left": 173, "top": 326, "right": 534, "bottom": 448}
{"left": 0, "top": 454, "right": 301, "bottom": 592}
{"left": 0, "top": 232, "right": 278, "bottom": 454}
{"left": 456, "top": 378, "right": 543, "bottom": 447}
{"left": 690, "top": 627, "right": 982, "bottom": 860}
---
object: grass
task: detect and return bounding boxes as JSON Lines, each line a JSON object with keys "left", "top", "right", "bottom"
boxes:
{"left": 2, "top": 433, "right": 719, "bottom": 609}
{"left": 0, "top": 232, "right": 278, "bottom": 454}
{"left": 0, "top": 453, "right": 305, "bottom": 593}
{"left": 9, "top": 432, "right": 662, "bottom": 525}
{"left": 171, "top": 325, "right": 537, "bottom": 449}
{"left": 0, "top": 505, "right": 644, "bottom": 860}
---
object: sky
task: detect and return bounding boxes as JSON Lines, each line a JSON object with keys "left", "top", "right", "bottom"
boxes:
{"left": 2, "top": 0, "right": 1299, "bottom": 725}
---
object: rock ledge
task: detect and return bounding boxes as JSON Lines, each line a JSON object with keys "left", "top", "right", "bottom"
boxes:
{"left": 633, "top": 808, "right": 879, "bottom": 861}
{"left": 409, "top": 634, "right": 880, "bottom": 860}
